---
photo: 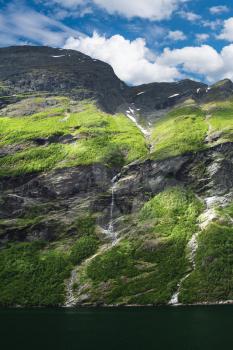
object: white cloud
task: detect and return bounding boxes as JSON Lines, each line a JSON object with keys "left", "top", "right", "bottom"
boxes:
{"left": 93, "top": 0, "right": 188, "bottom": 20}
{"left": 195, "top": 33, "right": 210, "bottom": 43}
{"left": 178, "top": 10, "right": 201, "bottom": 22}
{"left": 202, "top": 19, "right": 223, "bottom": 30}
{"left": 210, "top": 5, "right": 229, "bottom": 15}
{"left": 0, "top": 4, "right": 83, "bottom": 47}
{"left": 64, "top": 32, "right": 233, "bottom": 85}
{"left": 220, "top": 44, "right": 233, "bottom": 80}
{"left": 218, "top": 17, "right": 233, "bottom": 41}
{"left": 64, "top": 33, "right": 180, "bottom": 84}
{"left": 168, "top": 30, "right": 187, "bottom": 41}
{"left": 43, "top": 0, "right": 189, "bottom": 20}
{"left": 157, "top": 44, "right": 233, "bottom": 83}
{"left": 158, "top": 45, "right": 223, "bottom": 77}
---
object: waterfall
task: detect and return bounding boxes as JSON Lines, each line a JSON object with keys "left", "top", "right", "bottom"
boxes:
{"left": 65, "top": 270, "right": 77, "bottom": 307}
{"left": 107, "top": 175, "right": 119, "bottom": 241}
{"left": 169, "top": 231, "right": 199, "bottom": 306}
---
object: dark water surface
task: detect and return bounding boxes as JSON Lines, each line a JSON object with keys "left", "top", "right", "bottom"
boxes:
{"left": 0, "top": 306, "right": 232, "bottom": 350}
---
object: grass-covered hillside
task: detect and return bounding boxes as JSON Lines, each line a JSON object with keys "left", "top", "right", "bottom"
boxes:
{"left": 150, "top": 98, "right": 233, "bottom": 160}
{"left": 1, "top": 87, "right": 233, "bottom": 307}
{"left": 72, "top": 188, "right": 203, "bottom": 305}
{"left": 0, "top": 95, "right": 148, "bottom": 177}
{"left": 150, "top": 104, "right": 208, "bottom": 160}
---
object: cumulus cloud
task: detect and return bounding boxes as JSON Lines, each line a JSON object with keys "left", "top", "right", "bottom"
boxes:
{"left": 64, "top": 33, "right": 180, "bottom": 85}
{"left": 218, "top": 17, "right": 233, "bottom": 41}
{"left": 64, "top": 32, "right": 233, "bottom": 85}
{"left": 195, "top": 33, "right": 210, "bottom": 43}
{"left": 93, "top": 0, "right": 188, "bottom": 20}
{"left": 43, "top": 0, "right": 189, "bottom": 20}
{"left": 158, "top": 45, "right": 223, "bottom": 76}
{"left": 157, "top": 44, "right": 233, "bottom": 82}
{"left": 167, "top": 30, "right": 187, "bottom": 41}
{"left": 178, "top": 10, "right": 201, "bottom": 22}
{"left": 209, "top": 5, "right": 229, "bottom": 15}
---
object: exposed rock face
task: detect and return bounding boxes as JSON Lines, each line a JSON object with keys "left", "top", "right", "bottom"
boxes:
{"left": 124, "top": 79, "right": 207, "bottom": 122}
{"left": 110, "top": 143, "right": 233, "bottom": 222}
{"left": 0, "top": 46, "right": 126, "bottom": 113}
{"left": 0, "top": 164, "right": 114, "bottom": 243}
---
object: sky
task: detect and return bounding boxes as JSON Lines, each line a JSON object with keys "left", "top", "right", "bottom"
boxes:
{"left": 0, "top": 0, "right": 233, "bottom": 86}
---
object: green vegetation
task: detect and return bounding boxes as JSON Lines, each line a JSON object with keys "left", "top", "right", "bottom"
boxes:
{"left": 0, "top": 99, "right": 148, "bottom": 176}
{"left": 87, "top": 241, "right": 137, "bottom": 282}
{"left": 0, "top": 144, "right": 66, "bottom": 176}
{"left": 70, "top": 236, "right": 99, "bottom": 265}
{"left": 139, "top": 187, "right": 202, "bottom": 238}
{"left": 180, "top": 220, "right": 233, "bottom": 303}
{"left": 0, "top": 241, "right": 71, "bottom": 306}
{"left": 70, "top": 215, "right": 96, "bottom": 237}
{"left": 0, "top": 233, "right": 99, "bottom": 306}
{"left": 0, "top": 208, "right": 103, "bottom": 306}
{"left": 202, "top": 100, "right": 233, "bottom": 144}
{"left": 150, "top": 106, "right": 208, "bottom": 160}
{"left": 85, "top": 188, "right": 203, "bottom": 305}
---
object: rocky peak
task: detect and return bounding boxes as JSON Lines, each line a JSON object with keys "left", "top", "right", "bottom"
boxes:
{"left": 0, "top": 45, "right": 127, "bottom": 113}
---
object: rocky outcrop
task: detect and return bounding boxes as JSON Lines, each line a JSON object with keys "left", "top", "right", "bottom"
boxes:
{"left": 110, "top": 143, "right": 233, "bottom": 222}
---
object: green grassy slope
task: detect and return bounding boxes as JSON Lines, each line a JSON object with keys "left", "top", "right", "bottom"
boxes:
{"left": 180, "top": 203, "right": 233, "bottom": 303}
{"left": 150, "top": 98, "right": 233, "bottom": 160}
{"left": 76, "top": 188, "right": 203, "bottom": 305}
{"left": 0, "top": 216, "right": 99, "bottom": 306}
{"left": 150, "top": 105, "right": 208, "bottom": 160}
{"left": 0, "top": 97, "right": 148, "bottom": 176}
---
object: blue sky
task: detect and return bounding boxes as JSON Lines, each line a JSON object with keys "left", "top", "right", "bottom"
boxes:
{"left": 0, "top": 0, "right": 233, "bottom": 85}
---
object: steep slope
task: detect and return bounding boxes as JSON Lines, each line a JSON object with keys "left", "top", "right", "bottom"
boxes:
{"left": 0, "top": 46, "right": 233, "bottom": 307}
{"left": 0, "top": 46, "right": 126, "bottom": 113}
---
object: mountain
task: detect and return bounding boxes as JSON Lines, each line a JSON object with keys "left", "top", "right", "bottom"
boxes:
{"left": 0, "top": 46, "right": 233, "bottom": 307}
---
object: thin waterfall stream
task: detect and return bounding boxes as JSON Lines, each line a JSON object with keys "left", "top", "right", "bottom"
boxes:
{"left": 169, "top": 231, "right": 200, "bottom": 305}
{"left": 107, "top": 174, "right": 120, "bottom": 242}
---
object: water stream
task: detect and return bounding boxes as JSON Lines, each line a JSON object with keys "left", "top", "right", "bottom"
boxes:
{"left": 107, "top": 174, "right": 120, "bottom": 242}
{"left": 169, "top": 230, "right": 200, "bottom": 306}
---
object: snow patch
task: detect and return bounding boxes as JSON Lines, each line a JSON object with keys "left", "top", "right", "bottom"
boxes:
{"left": 126, "top": 107, "right": 150, "bottom": 136}
{"left": 168, "top": 93, "right": 180, "bottom": 98}
{"left": 137, "top": 91, "right": 145, "bottom": 96}
{"left": 51, "top": 55, "right": 65, "bottom": 58}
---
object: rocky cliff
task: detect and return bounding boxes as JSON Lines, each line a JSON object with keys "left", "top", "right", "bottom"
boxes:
{"left": 0, "top": 46, "right": 233, "bottom": 307}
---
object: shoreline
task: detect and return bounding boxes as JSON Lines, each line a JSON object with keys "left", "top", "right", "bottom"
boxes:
{"left": 1, "top": 300, "right": 233, "bottom": 310}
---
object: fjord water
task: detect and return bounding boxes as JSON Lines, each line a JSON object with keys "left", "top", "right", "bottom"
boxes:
{"left": 0, "top": 307, "right": 233, "bottom": 350}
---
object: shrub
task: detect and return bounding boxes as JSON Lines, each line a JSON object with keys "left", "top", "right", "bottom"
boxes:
{"left": 70, "top": 236, "right": 99, "bottom": 265}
